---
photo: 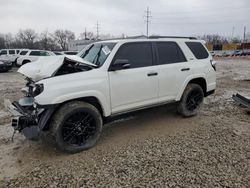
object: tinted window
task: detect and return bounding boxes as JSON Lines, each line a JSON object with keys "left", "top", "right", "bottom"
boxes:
{"left": 0, "top": 50, "right": 7, "bottom": 55}
{"left": 17, "top": 50, "right": 20, "bottom": 54}
{"left": 30, "top": 51, "right": 41, "bottom": 56}
{"left": 186, "top": 42, "right": 209, "bottom": 59}
{"left": 40, "top": 51, "right": 50, "bottom": 56}
{"left": 114, "top": 43, "right": 153, "bottom": 68}
{"left": 9, "top": 50, "right": 15, "bottom": 54}
{"left": 20, "top": 51, "right": 28, "bottom": 55}
{"left": 64, "top": 51, "right": 78, "bottom": 55}
{"left": 156, "top": 42, "right": 186, "bottom": 64}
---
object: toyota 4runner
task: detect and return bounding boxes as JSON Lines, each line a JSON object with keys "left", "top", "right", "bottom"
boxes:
{"left": 4, "top": 36, "right": 216, "bottom": 153}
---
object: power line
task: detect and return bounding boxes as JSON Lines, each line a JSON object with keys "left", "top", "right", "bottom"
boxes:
{"left": 144, "top": 7, "right": 152, "bottom": 37}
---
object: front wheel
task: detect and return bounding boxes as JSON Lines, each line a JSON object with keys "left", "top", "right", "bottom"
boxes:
{"left": 177, "top": 83, "right": 204, "bottom": 117}
{"left": 49, "top": 101, "right": 103, "bottom": 153}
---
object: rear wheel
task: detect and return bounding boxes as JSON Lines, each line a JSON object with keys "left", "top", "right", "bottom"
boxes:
{"left": 177, "top": 83, "right": 204, "bottom": 117}
{"left": 22, "top": 60, "right": 31, "bottom": 65}
{"left": 48, "top": 101, "right": 103, "bottom": 153}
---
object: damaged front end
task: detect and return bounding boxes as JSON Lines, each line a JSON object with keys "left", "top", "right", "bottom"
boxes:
{"left": 4, "top": 79, "right": 55, "bottom": 141}
{"left": 4, "top": 97, "right": 40, "bottom": 140}
{"left": 5, "top": 55, "right": 96, "bottom": 140}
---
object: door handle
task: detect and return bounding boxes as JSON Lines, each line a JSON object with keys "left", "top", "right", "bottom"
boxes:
{"left": 147, "top": 72, "right": 158, "bottom": 76}
{"left": 181, "top": 68, "right": 190, "bottom": 71}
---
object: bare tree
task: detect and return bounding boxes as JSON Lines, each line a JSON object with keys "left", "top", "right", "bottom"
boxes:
{"left": 17, "top": 29, "right": 37, "bottom": 48}
{"left": 197, "top": 34, "right": 229, "bottom": 44}
{"left": 53, "top": 30, "right": 75, "bottom": 50}
{"left": 0, "top": 34, "right": 5, "bottom": 49}
{"left": 79, "top": 30, "right": 94, "bottom": 40}
{"left": 4, "top": 33, "right": 14, "bottom": 48}
{"left": 39, "top": 30, "right": 60, "bottom": 50}
{"left": 231, "top": 36, "right": 241, "bottom": 44}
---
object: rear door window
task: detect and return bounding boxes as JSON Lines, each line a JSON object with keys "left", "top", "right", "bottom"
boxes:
{"left": 113, "top": 42, "right": 153, "bottom": 69}
{"left": 30, "top": 51, "right": 41, "bottom": 56}
{"left": 156, "top": 42, "right": 186, "bottom": 64}
{"left": 186, "top": 42, "right": 209, "bottom": 59}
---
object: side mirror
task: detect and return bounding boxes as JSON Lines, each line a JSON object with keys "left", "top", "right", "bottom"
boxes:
{"left": 111, "top": 59, "right": 130, "bottom": 71}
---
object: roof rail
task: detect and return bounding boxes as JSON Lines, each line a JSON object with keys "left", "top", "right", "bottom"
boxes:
{"left": 148, "top": 36, "right": 197, "bottom": 40}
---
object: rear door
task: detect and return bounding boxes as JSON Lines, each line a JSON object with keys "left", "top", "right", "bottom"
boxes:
{"left": 8, "top": 50, "right": 16, "bottom": 62}
{"left": 29, "top": 51, "right": 41, "bottom": 61}
{"left": 154, "top": 42, "right": 190, "bottom": 102}
{"left": 109, "top": 42, "right": 158, "bottom": 114}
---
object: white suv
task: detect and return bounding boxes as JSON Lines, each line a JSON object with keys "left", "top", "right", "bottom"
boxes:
{"left": 0, "top": 49, "right": 27, "bottom": 65}
{"left": 16, "top": 50, "right": 55, "bottom": 66}
{"left": 5, "top": 37, "right": 216, "bottom": 153}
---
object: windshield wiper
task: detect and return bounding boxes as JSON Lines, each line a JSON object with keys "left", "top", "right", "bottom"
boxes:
{"left": 93, "top": 45, "right": 103, "bottom": 67}
{"left": 81, "top": 44, "right": 94, "bottom": 58}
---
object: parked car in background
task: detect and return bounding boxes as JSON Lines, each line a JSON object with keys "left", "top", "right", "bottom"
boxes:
{"left": 233, "top": 50, "right": 245, "bottom": 56}
{"left": 16, "top": 50, "right": 55, "bottom": 66}
{"left": 0, "top": 57, "right": 12, "bottom": 72}
{"left": 0, "top": 49, "right": 27, "bottom": 65}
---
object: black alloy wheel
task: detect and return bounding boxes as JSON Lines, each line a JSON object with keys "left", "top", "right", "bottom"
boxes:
{"left": 62, "top": 111, "right": 97, "bottom": 146}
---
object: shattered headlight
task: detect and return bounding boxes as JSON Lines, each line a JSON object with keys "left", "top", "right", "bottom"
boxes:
{"left": 33, "top": 84, "right": 44, "bottom": 97}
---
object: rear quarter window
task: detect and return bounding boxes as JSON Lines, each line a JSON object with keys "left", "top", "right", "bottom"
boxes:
{"left": 186, "top": 42, "right": 209, "bottom": 59}
{"left": 156, "top": 42, "right": 186, "bottom": 64}
{"left": 20, "top": 51, "right": 28, "bottom": 55}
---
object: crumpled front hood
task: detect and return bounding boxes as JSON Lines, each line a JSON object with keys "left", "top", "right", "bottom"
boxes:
{"left": 18, "top": 55, "right": 96, "bottom": 81}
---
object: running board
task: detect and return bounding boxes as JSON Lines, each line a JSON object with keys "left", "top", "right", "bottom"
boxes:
{"left": 232, "top": 93, "right": 250, "bottom": 109}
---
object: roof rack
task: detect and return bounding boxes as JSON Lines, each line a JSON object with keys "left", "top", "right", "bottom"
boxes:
{"left": 148, "top": 36, "right": 197, "bottom": 40}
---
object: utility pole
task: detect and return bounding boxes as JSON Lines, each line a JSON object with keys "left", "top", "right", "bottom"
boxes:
{"left": 144, "top": 7, "right": 151, "bottom": 37}
{"left": 243, "top": 26, "right": 246, "bottom": 52}
{"left": 243, "top": 26, "right": 246, "bottom": 43}
{"left": 95, "top": 21, "right": 100, "bottom": 40}
{"left": 231, "top": 26, "right": 235, "bottom": 40}
{"left": 84, "top": 27, "right": 87, "bottom": 39}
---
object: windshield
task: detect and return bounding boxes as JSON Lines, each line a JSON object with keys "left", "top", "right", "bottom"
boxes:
{"left": 78, "top": 42, "right": 116, "bottom": 67}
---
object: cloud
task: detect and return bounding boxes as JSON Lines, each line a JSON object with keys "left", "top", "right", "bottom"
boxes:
{"left": 0, "top": 0, "right": 249, "bottom": 37}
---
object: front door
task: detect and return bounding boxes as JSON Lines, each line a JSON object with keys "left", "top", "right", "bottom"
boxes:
{"left": 109, "top": 42, "right": 158, "bottom": 114}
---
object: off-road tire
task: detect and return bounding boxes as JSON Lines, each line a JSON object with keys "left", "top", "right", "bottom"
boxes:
{"left": 48, "top": 101, "right": 103, "bottom": 153}
{"left": 177, "top": 83, "right": 204, "bottom": 117}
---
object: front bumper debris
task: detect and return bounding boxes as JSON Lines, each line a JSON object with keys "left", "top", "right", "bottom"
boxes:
{"left": 232, "top": 93, "right": 250, "bottom": 110}
{"left": 4, "top": 98, "right": 40, "bottom": 140}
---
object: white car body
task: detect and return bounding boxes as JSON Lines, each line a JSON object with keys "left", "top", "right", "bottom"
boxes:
{"left": 18, "top": 38, "right": 216, "bottom": 117}
{"left": 16, "top": 50, "right": 55, "bottom": 66}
